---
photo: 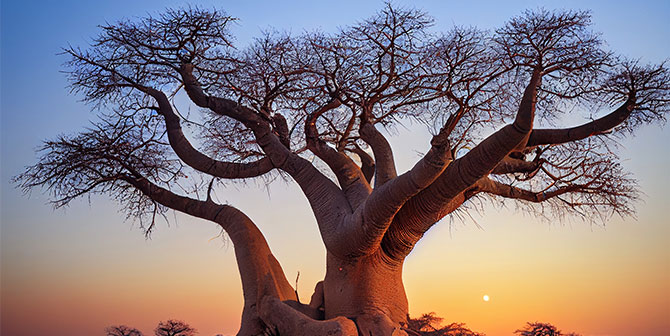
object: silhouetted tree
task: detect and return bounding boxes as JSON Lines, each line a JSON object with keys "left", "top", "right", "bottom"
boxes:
{"left": 105, "top": 325, "right": 144, "bottom": 336}
{"left": 405, "top": 313, "right": 484, "bottom": 335}
{"left": 514, "top": 322, "right": 581, "bottom": 336}
{"left": 154, "top": 319, "right": 196, "bottom": 336}
{"left": 15, "top": 4, "right": 669, "bottom": 336}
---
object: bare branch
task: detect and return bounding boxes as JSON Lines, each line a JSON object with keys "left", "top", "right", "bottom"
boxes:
{"left": 359, "top": 123, "right": 398, "bottom": 187}
{"left": 377, "top": 67, "right": 542, "bottom": 261}
{"left": 529, "top": 60, "right": 670, "bottom": 146}
{"left": 491, "top": 154, "right": 544, "bottom": 177}
{"left": 305, "top": 100, "right": 372, "bottom": 209}
{"left": 179, "top": 63, "right": 362, "bottom": 258}
{"left": 351, "top": 145, "right": 375, "bottom": 183}
{"left": 528, "top": 97, "right": 634, "bottom": 146}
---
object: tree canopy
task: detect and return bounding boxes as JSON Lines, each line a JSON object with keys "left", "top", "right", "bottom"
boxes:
{"left": 106, "top": 325, "right": 144, "bottom": 336}
{"left": 514, "top": 322, "right": 581, "bottom": 336}
{"left": 18, "top": 6, "right": 668, "bottom": 229}
{"left": 154, "top": 319, "right": 196, "bottom": 336}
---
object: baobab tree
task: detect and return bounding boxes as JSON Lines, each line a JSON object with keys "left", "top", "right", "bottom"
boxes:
{"left": 154, "top": 319, "right": 196, "bottom": 336}
{"left": 15, "top": 4, "right": 669, "bottom": 336}
{"left": 514, "top": 322, "right": 581, "bottom": 336}
{"left": 406, "top": 313, "right": 482, "bottom": 335}
{"left": 106, "top": 325, "right": 144, "bottom": 336}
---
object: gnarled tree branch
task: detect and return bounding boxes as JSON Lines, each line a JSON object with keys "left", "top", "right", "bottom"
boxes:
{"left": 350, "top": 127, "right": 453, "bottom": 255}
{"left": 379, "top": 67, "right": 543, "bottom": 260}
{"left": 527, "top": 95, "right": 635, "bottom": 147}
{"left": 359, "top": 123, "right": 398, "bottom": 187}
{"left": 180, "top": 63, "right": 370, "bottom": 259}
{"left": 305, "top": 99, "right": 372, "bottom": 210}
{"left": 124, "top": 175, "right": 297, "bottom": 336}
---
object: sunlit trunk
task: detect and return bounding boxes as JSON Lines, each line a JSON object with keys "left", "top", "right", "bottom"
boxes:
{"left": 323, "top": 251, "right": 408, "bottom": 335}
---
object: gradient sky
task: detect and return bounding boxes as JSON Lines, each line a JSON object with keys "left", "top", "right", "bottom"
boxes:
{"left": 1, "top": 1, "right": 669, "bottom": 336}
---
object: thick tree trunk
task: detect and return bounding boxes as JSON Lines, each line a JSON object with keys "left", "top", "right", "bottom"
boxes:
{"left": 322, "top": 250, "right": 408, "bottom": 335}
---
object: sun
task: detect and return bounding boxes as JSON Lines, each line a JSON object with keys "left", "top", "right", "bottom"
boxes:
{"left": 483, "top": 295, "right": 490, "bottom": 302}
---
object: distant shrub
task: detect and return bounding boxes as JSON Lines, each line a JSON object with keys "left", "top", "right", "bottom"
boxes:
{"left": 514, "top": 322, "right": 581, "bottom": 336}
{"left": 405, "top": 312, "right": 485, "bottom": 336}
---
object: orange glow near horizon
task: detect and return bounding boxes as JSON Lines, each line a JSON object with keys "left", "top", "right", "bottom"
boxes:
{"left": 3, "top": 205, "right": 668, "bottom": 336}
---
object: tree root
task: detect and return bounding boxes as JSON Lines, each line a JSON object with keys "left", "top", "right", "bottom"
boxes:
{"left": 259, "top": 295, "right": 358, "bottom": 336}
{"left": 356, "top": 312, "right": 408, "bottom": 336}
{"left": 256, "top": 276, "right": 408, "bottom": 336}
{"left": 256, "top": 275, "right": 356, "bottom": 335}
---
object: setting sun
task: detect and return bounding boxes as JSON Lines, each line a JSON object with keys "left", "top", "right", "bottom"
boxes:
{"left": 483, "top": 295, "right": 490, "bottom": 302}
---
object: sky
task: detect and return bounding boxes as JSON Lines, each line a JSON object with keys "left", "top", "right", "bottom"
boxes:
{"left": 1, "top": 1, "right": 669, "bottom": 336}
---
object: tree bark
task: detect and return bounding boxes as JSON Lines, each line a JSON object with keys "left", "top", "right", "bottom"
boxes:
{"left": 322, "top": 250, "right": 409, "bottom": 336}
